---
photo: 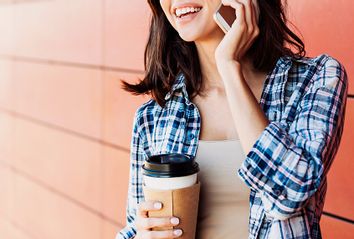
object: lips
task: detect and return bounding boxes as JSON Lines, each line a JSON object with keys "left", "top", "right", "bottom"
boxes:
{"left": 177, "top": 10, "right": 198, "bottom": 19}
{"left": 175, "top": 7, "right": 202, "bottom": 18}
{"left": 175, "top": 8, "right": 202, "bottom": 24}
{"left": 172, "top": 2, "right": 203, "bottom": 15}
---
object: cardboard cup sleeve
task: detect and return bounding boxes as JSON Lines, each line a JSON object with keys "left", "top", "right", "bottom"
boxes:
{"left": 142, "top": 181, "right": 201, "bottom": 239}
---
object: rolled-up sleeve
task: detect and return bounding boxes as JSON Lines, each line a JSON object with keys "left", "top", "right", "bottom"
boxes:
{"left": 238, "top": 56, "right": 348, "bottom": 220}
{"left": 116, "top": 108, "right": 147, "bottom": 239}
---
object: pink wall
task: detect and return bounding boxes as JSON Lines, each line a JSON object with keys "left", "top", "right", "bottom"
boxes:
{"left": 0, "top": 0, "right": 352, "bottom": 238}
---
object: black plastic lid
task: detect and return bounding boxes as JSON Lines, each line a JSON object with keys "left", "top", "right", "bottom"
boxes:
{"left": 142, "top": 153, "right": 199, "bottom": 178}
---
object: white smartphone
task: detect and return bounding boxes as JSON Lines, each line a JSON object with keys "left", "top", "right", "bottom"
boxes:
{"left": 213, "top": 3, "right": 237, "bottom": 34}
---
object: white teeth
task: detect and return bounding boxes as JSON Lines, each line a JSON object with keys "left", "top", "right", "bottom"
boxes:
{"left": 175, "top": 7, "right": 201, "bottom": 18}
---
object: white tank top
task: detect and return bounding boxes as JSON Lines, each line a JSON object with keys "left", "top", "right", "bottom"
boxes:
{"left": 195, "top": 139, "right": 250, "bottom": 239}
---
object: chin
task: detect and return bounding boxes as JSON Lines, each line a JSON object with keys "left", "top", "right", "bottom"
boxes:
{"left": 178, "top": 32, "right": 199, "bottom": 42}
{"left": 176, "top": 23, "right": 218, "bottom": 42}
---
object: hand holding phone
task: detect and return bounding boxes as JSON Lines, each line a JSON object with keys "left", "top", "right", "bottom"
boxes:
{"left": 213, "top": 1, "right": 260, "bottom": 34}
{"left": 213, "top": 1, "right": 261, "bottom": 63}
{"left": 213, "top": 3, "right": 236, "bottom": 34}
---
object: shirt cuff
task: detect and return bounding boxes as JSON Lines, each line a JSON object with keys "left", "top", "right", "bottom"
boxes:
{"left": 237, "top": 121, "right": 290, "bottom": 201}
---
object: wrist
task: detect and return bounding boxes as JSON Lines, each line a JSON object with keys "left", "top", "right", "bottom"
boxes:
{"left": 216, "top": 59, "right": 242, "bottom": 77}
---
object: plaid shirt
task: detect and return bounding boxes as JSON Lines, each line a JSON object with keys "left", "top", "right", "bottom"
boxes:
{"left": 116, "top": 53, "right": 348, "bottom": 239}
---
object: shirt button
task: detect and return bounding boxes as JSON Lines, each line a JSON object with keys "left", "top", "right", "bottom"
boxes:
{"left": 189, "top": 134, "right": 195, "bottom": 139}
{"left": 274, "top": 189, "right": 282, "bottom": 196}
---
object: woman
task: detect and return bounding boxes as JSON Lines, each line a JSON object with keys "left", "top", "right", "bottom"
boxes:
{"left": 117, "top": 0, "right": 348, "bottom": 238}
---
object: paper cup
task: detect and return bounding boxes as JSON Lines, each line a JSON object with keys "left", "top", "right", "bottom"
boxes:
{"left": 143, "top": 181, "right": 201, "bottom": 239}
{"left": 143, "top": 173, "right": 197, "bottom": 190}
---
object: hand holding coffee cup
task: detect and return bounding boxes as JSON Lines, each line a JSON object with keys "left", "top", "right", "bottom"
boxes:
{"left": 135, "top": 200, "right": 183, "bottom": 238}
{"left": 142, "top": 153, "right": 200, "bottom": 239}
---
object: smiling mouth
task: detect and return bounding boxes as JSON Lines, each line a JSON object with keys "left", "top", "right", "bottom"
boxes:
{"left": 174, "top": 7, "right": 202, "bottom": 18}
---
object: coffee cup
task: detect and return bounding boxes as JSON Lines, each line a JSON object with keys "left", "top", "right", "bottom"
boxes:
{"left": 142, "top": 153, "right": 200, "bottom": 239}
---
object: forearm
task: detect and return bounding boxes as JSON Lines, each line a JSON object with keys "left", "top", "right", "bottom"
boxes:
{"left": 217, "top": 60, "right": 269, "bottom": 155}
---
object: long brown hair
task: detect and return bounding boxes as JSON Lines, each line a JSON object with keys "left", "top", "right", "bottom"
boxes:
{"left": 121, "top": 0, "right": 306, "bottom": 108}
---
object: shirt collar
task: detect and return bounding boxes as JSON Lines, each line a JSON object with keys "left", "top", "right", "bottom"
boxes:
{"left": 164, "top": 72, "right": 192, "bottom": 105}
{"left": 163, "top": 55, "right": 313, "bottom": 104}
{"left": 278, "top": 54, "right": 316, "bottom": 69}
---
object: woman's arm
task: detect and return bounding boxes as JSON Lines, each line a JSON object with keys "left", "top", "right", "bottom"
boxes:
{"left": 214, "top": 0, "right": 269, "bottom": 155}
{"left": 214, "top": 0, "right": 349, "bottom": 221}
{"left": 217, "top": 59, "right": 270, "bottom": 155}
{"left": 221, "top": 56, "right": 348, "bottom": 220}
{"left": 215, "top": 0, "right": 348, "bottom": 220}
{"left": 116, "top": 108, "right": 147, "bottom": 239}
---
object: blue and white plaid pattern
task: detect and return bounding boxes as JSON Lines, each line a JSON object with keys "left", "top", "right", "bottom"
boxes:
{"left": 116, "top": 54, "right": 348, "bottom": 239}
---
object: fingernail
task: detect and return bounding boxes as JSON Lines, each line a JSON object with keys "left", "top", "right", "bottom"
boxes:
{"left": 174, "top": 229, "right": 183, "bottom": 236}
{"left": 170, "top": 217, "right": 179, "bottom": 225}
{"left": 154, "top": 202, "right": 162, "bottom": 209}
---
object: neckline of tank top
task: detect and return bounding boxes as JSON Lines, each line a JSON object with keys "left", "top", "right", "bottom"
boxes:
{"left": 199, "top": 138, "right": 240, "bottom": 143}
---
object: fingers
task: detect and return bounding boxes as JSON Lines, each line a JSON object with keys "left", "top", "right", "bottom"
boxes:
{"left": 222, "top": 0, "right": 259, "bottom": 36}
{"left": 136, "top": 216, "right": 183, "bottom": 238}
{"left": 247, "top": 0, "right": 260, "bottom": 37}
{"left": 238, "top": 0, "right": 254, "bottom": 33}
{"left": 138, "top": 217, "right": 180, "bottom": 230}
{"left": 139, "top": 229, "right": 183, "bottom": 238}
{"left": 223, "top": 0, "right": 260, "bottom": 51}
{"left": 137, "top": 201, "right": 162, "bottom": 218}
{"left": 252, "top": 0, "right": 261, "bottom": 24}
{"left": 239, "top": 0, "right": 260, "bottom": 49}
{"left": 222, "top": 0, "right": 246, "bottom": 30}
